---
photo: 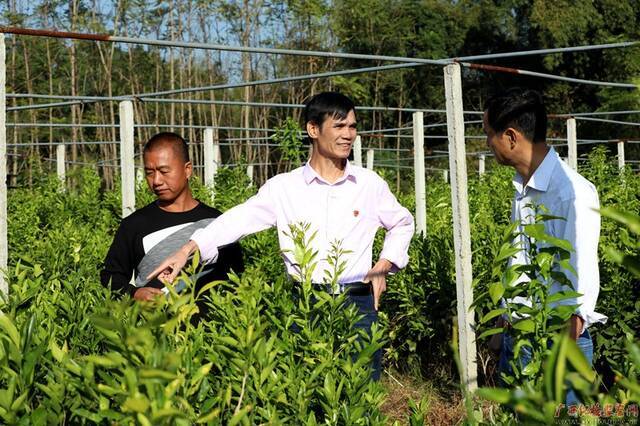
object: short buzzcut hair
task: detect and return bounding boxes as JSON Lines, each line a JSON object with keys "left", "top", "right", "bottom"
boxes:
{"left": 143, "top": 132, "right": 190, "bottom": 163}
{"left": 304, "top": 91, "right": 356, "bottom": 127}
{"left": 484, "top": 88, "right": 547, "bottom": 143}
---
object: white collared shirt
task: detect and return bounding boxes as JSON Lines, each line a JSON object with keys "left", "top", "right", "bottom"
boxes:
{"left": 508, "top": 147, "right": 607, "bottom": 329}
{"left": 191, "top": 161, "right": 415, "bottom": 284}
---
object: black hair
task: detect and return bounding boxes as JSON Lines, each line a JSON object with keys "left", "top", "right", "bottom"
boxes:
{"left": 303, "top": 92, "right": 356, "bottom": 144}
{"left": 143, "top": 132, "right": 190, "bottom": 163}
{"left": 484, "top": 88, "right": 547, "bottom": 143}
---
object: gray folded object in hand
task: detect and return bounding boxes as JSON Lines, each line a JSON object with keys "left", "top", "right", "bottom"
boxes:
{"left": 134, "top": 218, "right": 215, "bottom": 288}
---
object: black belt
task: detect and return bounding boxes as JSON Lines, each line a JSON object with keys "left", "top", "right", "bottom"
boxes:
{"left": 307, "top": 282, "right": 372, "bottom": 296}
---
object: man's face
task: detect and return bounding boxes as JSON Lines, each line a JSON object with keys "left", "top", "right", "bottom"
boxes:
{"left": 143, "top": 145, "right": 192, "bottom": 203}
{"left": 483, "top": 111, "right": 513, "bottom": 166}
{"left": 307, "top": 110, "right": 357, "bottom": 161}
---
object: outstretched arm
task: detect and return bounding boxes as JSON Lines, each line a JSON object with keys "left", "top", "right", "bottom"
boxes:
{"left": 147, "top": 180, "right": 278, "bottom": 283}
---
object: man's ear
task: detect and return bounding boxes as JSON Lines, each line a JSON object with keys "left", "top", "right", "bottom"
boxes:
{"left": 306, "top": 121, "right": 320, "bottom": 140}
{"left": 504, "top": 127, "right": 518, "bottom": 149}
{"left": 184, "top": 161, "right": 193, "bottom": 180}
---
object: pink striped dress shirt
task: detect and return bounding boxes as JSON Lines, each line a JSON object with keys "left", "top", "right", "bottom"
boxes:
{"left": 191, "top": 161, "right": 415, "bottom": 284}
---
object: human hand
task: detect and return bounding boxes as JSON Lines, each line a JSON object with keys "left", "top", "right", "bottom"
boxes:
{"left": 133, "top": 287, "right": 163, "bottom": 302}
{"left": 363, "top": 258, "right": 393, "bottom": 311}
{"left": 147, "top": 240, "right": 198, "bottom": 284}
{"left": 568, "top": 314, "right": 584, "bottom": 340}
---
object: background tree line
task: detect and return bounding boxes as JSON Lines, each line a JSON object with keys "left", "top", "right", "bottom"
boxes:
{"left": 1, "top": 0, "right": 639, "bottom": 190}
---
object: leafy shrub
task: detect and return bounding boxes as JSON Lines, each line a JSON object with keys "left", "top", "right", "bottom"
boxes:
{"left": 4, "top": 171, "right": 390, "bottom": 423}
{"left": 475, "top": 206, "right": 640, "bottom": 424}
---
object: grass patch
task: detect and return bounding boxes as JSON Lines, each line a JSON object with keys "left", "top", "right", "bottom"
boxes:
{"left": 381, "top": 370, "right": 465, "bottom": 425}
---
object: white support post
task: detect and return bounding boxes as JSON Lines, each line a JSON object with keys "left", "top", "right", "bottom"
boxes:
{"left": 444, "top": 63, "right": 477, "bottom": 393}
{"left": 478, "top": 154, "right": 486, "bottom": 176}
{"left": 203, "top": 128, "right": 219, "bottom": 188}
{"left": 567, "top": 118, "right": 577, "bottom": 171}
{"left": 0, "top": 34, "right": 7, "bottom": 297}
{"left": 246, "top": 164, "right": 254, "bottom": 186}
{"left": 56, "top": 144, "right": 66, "bottom": 187}
{"left": 412, "top": 112, "right": 427, "bottom": 236}
{"left": 366, "top": 149, "right": 374, "bottom": 170}
{"left": 618, "top": 141, "right": 625, "bottom": 170}
{"left": 353, "top": 135, "right": 362, "bottom": 167}
{"left": 443, "top": 170, "right": 448, "bottom": 183}
{"left": 119, "top": 101, "right": 135, "bottom": 218}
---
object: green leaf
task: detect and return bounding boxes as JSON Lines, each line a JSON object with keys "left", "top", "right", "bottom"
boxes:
{"left": 512, "top": 319, "right": 535, "bottom": 332}
{"left": 480, "top": 308, "right": 507, "bottom": 324}
{"left": 476, "top": 387, "right": 511, "bottom": 404}
{"left": 139, "top": 369, "right": 177, "bottom": 380}
{"left": 73, "top": 409, "right": 103, "bottom": 423}
{"left": 565, "top": 339, "right": 596, "bottom": 382}
{"left": 477, "top": 328, "right": 503, "bottom": 340}
{"left": 137, "top": 413, "right": 153, "bottom": 426}
{"left": 523, "top": 224, "right": 573, "bottom": 252}
{"left": 196, "top": 281, "right": 222, "bottom": 299}
{"left": 547, "top": 290, "right": 581, "bottom": 304}
{"left": 84, "top": 353, "right": 126, "bottom": 368}
{"left": 0, "top": 378, "right": 16, "bottom": 410}
{"left": 190, "top": 362, "right": 213, "bottom": 387}
{"left": 605, "top": 248, "right": 640, "bottom": 278}
{"left": 544, "top": 336, "right": 560, "bottom": 399}
{"left": 228, "top": 405, "right": 252, "bottom": 426}
{"left": 10, "top": 391, "right": 28, "bottom": 411}
{"left": 600, "top": 207, "right": 640, "bottom": 235}
{"left": 488, "top": 283, "right": 505, "bottom": 304}
{"left": 0, "top": 312, "right": 20, "bottom": 349}
{"left": 122, "top": 395, "right": 150, "bottom": 413}
{"left": 196, "top": 409, "right": 221, "bottom": 423}
{"left": 554, "top": 335, "right": 569, "bottom": 402}
{"left": 495, "top": 243, "right": 521, "bottom": 263}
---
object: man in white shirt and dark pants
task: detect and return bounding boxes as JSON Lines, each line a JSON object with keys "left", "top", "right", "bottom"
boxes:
{"left": 483, "top": 88, "right": 606, "bottom": 405}
{"left": 148, "top": 92, "right": 415, "bottom": 380}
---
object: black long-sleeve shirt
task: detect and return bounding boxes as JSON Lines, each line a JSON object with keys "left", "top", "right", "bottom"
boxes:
{"left": 100, "top": 201, "right": 244, "bottom": 297}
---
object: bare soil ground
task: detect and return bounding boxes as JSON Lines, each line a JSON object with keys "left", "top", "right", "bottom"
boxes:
{"left": 381, "top": 371, "right": 466, "bottom": 425}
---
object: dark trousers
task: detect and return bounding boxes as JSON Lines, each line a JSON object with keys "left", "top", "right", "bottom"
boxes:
{"left": 293, "top": 284, "right": 382, "bottom": 381}
{"left": 347, "top": 292, "right": 382, "bottom": 381}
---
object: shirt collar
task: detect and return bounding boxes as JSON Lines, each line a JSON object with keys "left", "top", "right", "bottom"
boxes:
{"left": 303, "top": 160, "right": 358, "bottom": 185}
{"left": 512, "top": 146, "right": 559, "bottom": 194}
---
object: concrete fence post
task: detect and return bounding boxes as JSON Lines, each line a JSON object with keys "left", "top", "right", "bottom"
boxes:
{"left": 444, "top": 63, "right": 477, "bottom": 393}
{"left": 353, "top": 135, "right": 362, "bottom": 167}
{"left": 56, "top": 144, "right": 66, "bottom": 188}
{"left": 119, "top": 100, "right": 136, "bottom": 218}
{"left": 412, "top": 112, "right": 427, "bottom": 236}
{"left": 617, "top": 141, "right": 625, "bottom": 170}
{"left": 366, "top": 148, "right": 374, "bottom": 170}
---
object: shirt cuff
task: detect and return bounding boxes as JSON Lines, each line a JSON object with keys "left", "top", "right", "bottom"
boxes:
{"left": 378, "top": 249, "right": 408, "bottom": 271}
{"left": 190, "top": 229, "right": 220, "bottom": 264}
{"left": 576, "top": 308, "right": 608, "bottom": 331}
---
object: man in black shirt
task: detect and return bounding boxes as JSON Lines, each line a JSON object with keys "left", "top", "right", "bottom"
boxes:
{"left": 100, "top": 132, "right": 243, "bottom": 302}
